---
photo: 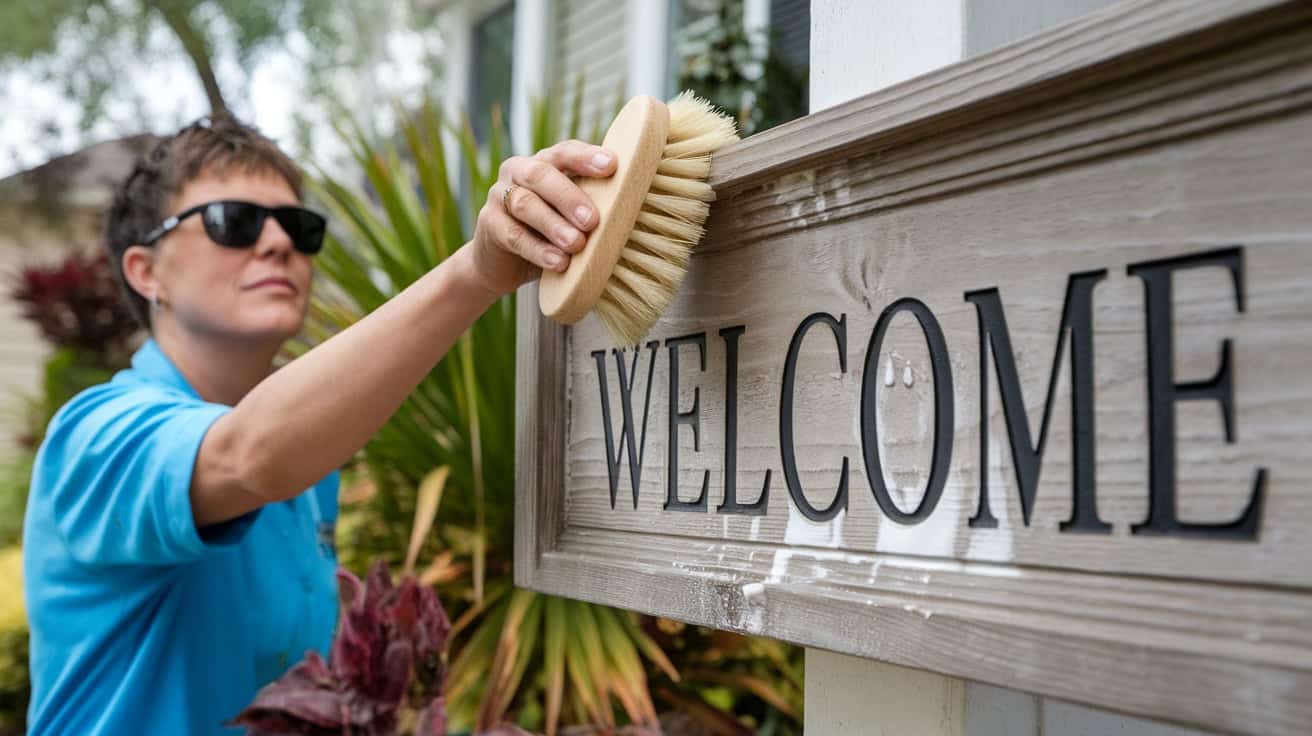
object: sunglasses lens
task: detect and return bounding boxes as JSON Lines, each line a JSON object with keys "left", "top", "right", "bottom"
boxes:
{"left": 273, "top": 208, "right": 327, "bottom": 254}
{"left": 204, "top": 202, "right": 265, "bottom": 247}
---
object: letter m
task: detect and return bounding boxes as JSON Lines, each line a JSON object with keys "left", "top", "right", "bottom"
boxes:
{"left": 965, "top": 270, "right": 1110, "bottom": 533}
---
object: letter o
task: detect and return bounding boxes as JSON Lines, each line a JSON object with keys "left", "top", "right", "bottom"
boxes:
{"left": 860, "top": 298, "right": 954, "bottom": 524}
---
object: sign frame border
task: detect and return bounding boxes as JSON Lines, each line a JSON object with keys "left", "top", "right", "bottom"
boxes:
{"left": 515, "top": 2, "right": 1312, "bottom": 732}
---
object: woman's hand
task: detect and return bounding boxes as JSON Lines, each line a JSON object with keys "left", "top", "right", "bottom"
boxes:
{"left": 194, "top": 143, "right": 616, "bottom": 523}
{"left": 467, "top": 139, "right": 618, "bottom": 298}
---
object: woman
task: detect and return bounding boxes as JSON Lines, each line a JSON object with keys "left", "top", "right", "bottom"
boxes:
{"left": 21, "top": 115, "right": 616, "bottom": 735}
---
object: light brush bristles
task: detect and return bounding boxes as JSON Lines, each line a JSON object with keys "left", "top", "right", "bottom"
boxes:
{"left": 595, "top": 91, "right": 739, "bottom": 346}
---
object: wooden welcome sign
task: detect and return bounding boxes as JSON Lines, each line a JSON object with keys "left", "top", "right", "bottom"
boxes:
{"left": 515, "top": 1, "right": 1312, "bottom": 732}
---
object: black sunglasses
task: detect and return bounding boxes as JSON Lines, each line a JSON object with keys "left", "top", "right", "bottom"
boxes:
{"left": 143, "top": 200, "right": 326, "bottom": 255}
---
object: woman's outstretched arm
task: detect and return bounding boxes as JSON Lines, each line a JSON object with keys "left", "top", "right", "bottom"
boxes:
{"left": 190, "top": 140, "right": 616, "bottom": 527}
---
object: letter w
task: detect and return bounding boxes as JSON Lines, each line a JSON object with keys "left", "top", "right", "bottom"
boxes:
{"left": 592, "top": 342, "right": 659, "bottom": 510}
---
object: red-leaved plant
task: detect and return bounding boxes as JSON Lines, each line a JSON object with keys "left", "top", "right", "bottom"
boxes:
{"left": 228, "top": 561, "right": 452, "bottom": 736}
{"left": 10, "top": 250, "right": 140, "bottom": 364}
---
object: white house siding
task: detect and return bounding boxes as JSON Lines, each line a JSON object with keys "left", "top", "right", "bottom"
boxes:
{"left": 770, "top": 0, "right": 809, "bottom": 70}
{"left": 0, "top": 209, "right": 97, "bottom": 460}
{"left": 0, "top": 245, "right": 49, "bottom": 458}
{"left": 0, "top": 137, "right": 146, "bottom": 459}
{"left": 552, "top": 0, "right": 629, "bottom": 142}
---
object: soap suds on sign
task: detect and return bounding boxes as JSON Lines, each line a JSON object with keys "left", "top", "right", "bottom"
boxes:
{"left": 767, "top": 549, "right": 794, "bottom": 585}
{"left": 737, "top": 582, "right": 768, "bottom": 634}
{"left": 964, "top": 425, "right": 1017, "bottom": 564}
{"left": 874, "top": 502, "right": 955, "bottom": 558}
{"left": 742, "top": 582, "right": 766, "bottom": 603}
{"left": 784, "top": 504, "right": 845, "bottom": 549}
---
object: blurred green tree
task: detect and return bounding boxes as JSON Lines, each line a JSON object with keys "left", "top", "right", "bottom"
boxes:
{"left": 0, "top": 1, "right": 330, "bottom": 120}
{"left": 0, "top": 0, "right": 441, "bottom": 163}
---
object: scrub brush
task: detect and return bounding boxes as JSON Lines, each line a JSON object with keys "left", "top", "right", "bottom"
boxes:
{"left": 538, "top": 91, "right": 739, "bottom": 346}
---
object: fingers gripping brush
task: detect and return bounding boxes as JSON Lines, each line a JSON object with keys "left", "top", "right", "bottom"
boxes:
{"left": 538, "top": 92, "right": 739, "bottom": 346}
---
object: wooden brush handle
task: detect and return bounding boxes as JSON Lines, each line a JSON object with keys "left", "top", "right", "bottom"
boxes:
{"left": 538, "top": 95, "right": 670, "bottom": 324}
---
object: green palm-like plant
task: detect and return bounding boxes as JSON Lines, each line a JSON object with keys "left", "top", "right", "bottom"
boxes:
{"left": 298, "top": 84, "right": 675, "bottom": 734}
{"left": 302, "top": 79, "right": 801, "bottom": 735}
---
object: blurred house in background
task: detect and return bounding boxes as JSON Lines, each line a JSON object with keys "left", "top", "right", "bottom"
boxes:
{"left": 0, "top": 135, "right": 153, "bottom": 456}
{"left": 428, "top": 0, "right": 810, "bottom": 152}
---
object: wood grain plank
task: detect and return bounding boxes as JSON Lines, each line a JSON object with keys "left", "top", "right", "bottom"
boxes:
{"left": 538, "top": 528, "right": 1312, "bottom": 735}
{"left": 513, "top": 282, "right": 569, "bottom": 586}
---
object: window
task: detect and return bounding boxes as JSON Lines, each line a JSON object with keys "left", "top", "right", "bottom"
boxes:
{"left": 768, "top": 0, "right": 809, "bottom": 76}
{"left": 468, "top": 2, "right": 515, "bottom": 143}
{"left": 670, "top": 0, "right": 809, "bottom": 136}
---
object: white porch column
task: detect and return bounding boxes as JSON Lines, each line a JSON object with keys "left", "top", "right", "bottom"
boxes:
{"left": 807, "top": 650, "right": 965, "bottom": 735}
{"left": 511, "top": 0, "right": 553, "bottom": 154}
{"left": 806, "top": 8, "right": 968, "bottom": 731}
{"left": 626, "top": 0, "right": 671, "bottom": 98}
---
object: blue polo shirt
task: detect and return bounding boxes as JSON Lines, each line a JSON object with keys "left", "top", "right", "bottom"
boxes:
{"left": 22, "top": 339, "right": 340, "bottom": 735}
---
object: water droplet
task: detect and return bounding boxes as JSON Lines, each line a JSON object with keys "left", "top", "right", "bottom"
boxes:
{"left": 902, "top": 365, "right": 914, "bottom": 387}
{"left": 883, "top": 355, "right": 895, "bottom": 387}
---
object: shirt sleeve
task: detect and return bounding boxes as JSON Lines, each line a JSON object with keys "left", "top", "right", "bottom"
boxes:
{"left": 35, "top": 385, "right": 262, "bottom": 568}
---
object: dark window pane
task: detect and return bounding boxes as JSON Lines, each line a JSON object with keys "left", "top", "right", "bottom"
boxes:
{"left": 469, "top": 2, "right": 515, "bottom": 143}
{"left": 770, "top": 0, "right": 809, "bottom": 72}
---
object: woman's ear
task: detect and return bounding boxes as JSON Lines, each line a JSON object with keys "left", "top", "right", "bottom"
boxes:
{"left": 121, "top": 245, "right": 160, "bottom": 305}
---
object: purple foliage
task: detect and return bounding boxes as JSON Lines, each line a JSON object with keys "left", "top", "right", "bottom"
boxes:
{"left": 9, "top": 250, "right": 139, "bottom": 358}
{"left": 228, "top": 561, "right": 452, "bottom": 735}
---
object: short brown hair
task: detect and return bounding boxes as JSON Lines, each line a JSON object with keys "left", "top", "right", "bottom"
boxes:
{"left": 104, "top": 114, "right": 304, "bottom": 327}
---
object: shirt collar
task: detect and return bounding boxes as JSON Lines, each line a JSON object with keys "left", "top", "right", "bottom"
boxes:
{"left": 127, "top": 338, "right": 203, "bottom": 400}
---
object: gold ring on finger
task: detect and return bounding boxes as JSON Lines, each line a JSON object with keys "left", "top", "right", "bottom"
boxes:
{"left": 502, "top": 184, "right": 519, "bottom": 212}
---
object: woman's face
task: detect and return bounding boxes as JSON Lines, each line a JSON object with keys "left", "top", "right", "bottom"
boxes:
{"left": 151, "top": 168, "right": 314, "bottom": 344}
